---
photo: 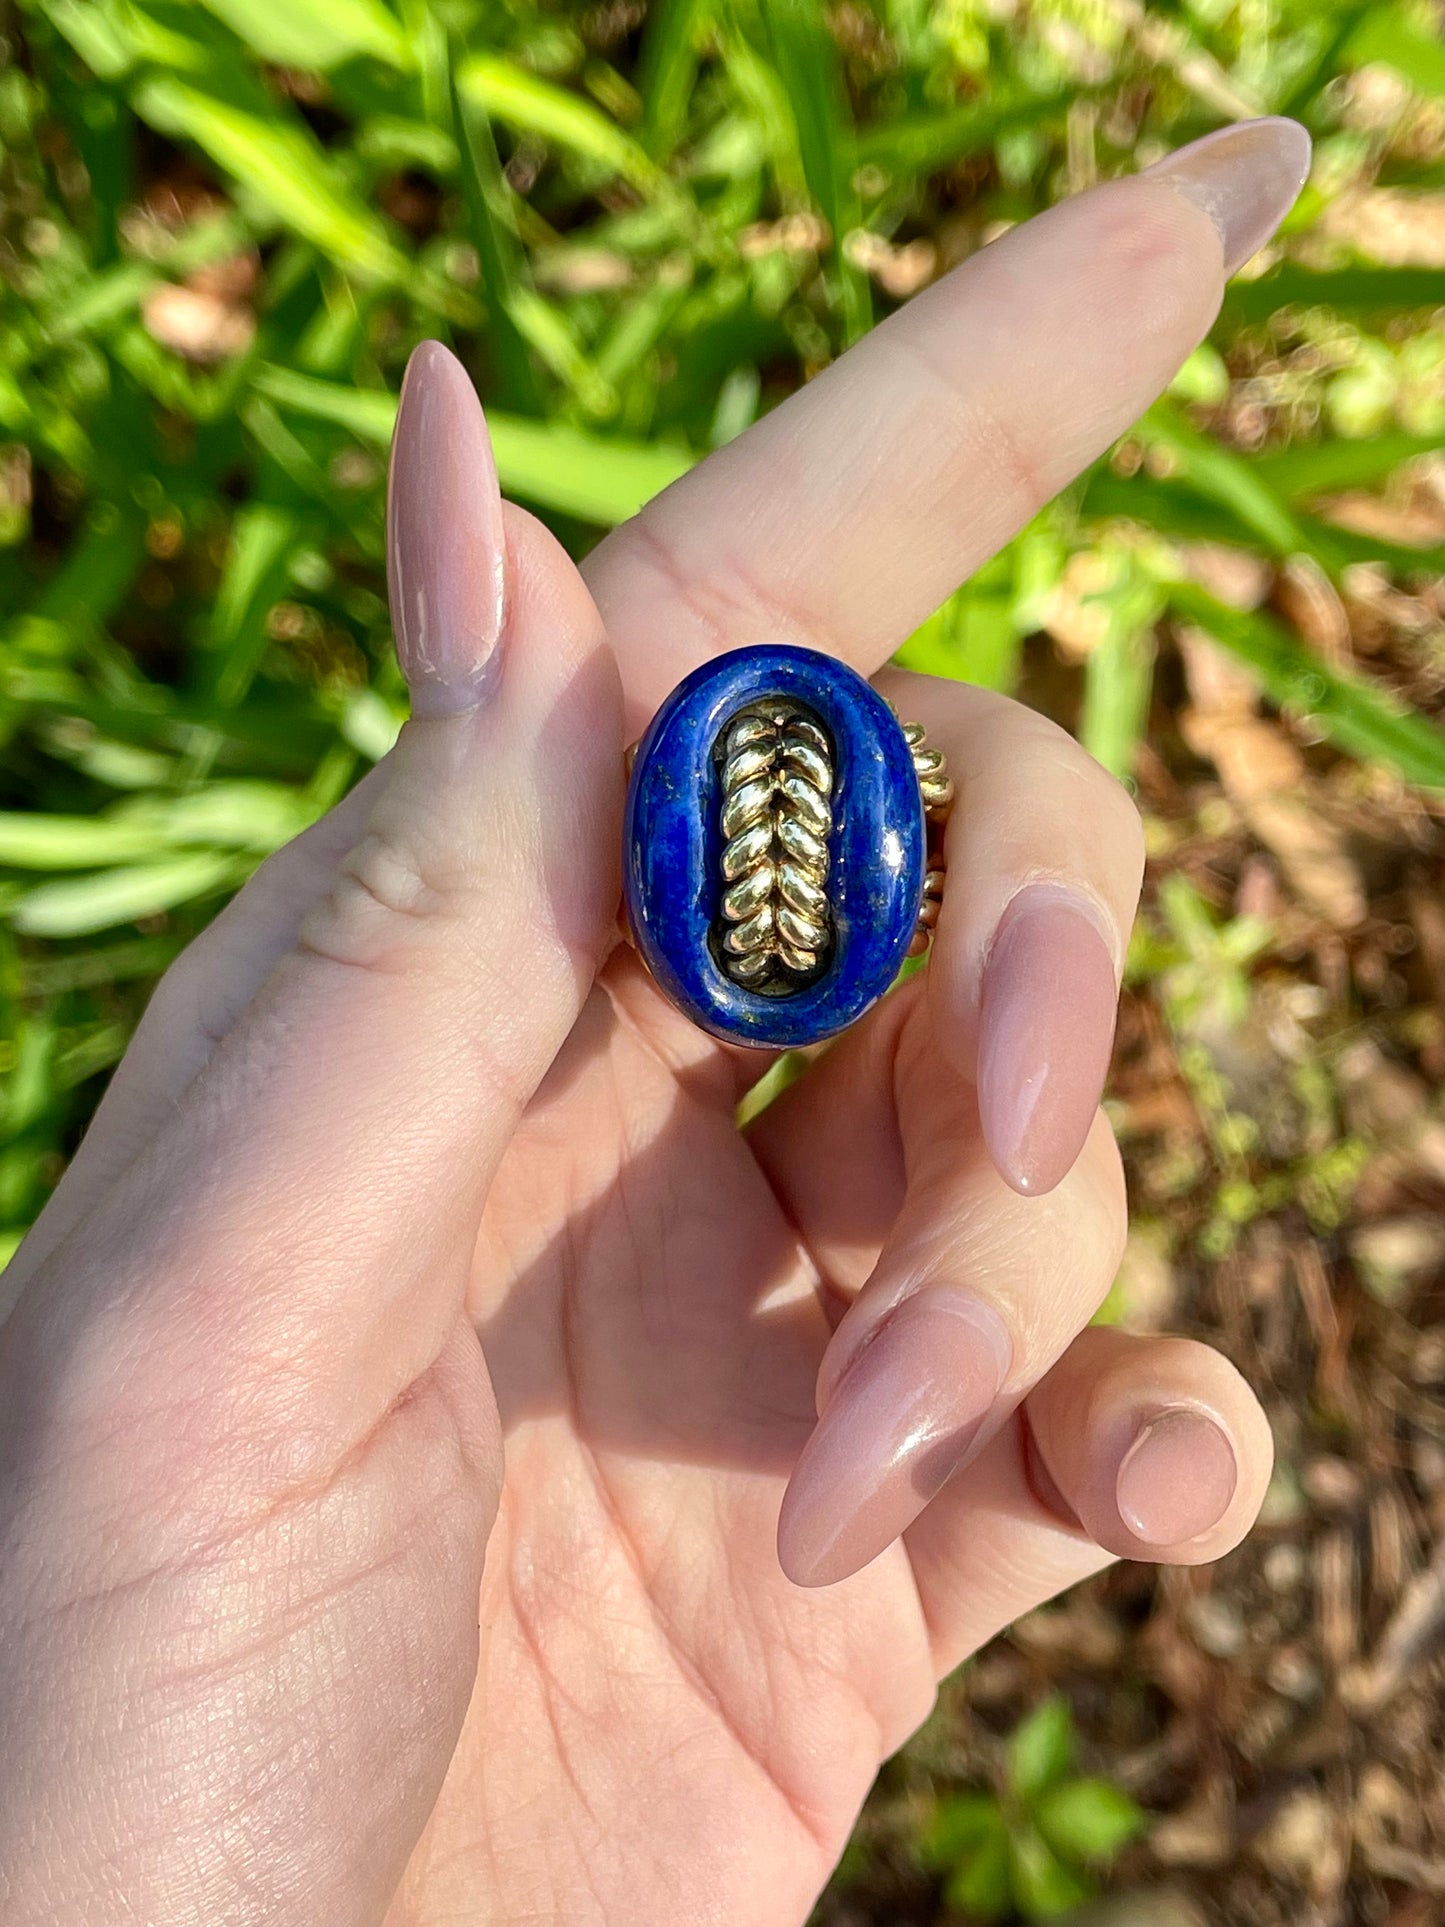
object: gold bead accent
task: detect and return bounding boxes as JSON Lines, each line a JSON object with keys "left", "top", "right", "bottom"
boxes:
{"left": 903, "top": 718, "right": 952, "bottom": 957}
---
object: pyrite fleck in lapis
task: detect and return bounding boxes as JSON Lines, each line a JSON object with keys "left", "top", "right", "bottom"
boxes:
{"left": 623, "top": 645, "right": 926, "bottom": 1048}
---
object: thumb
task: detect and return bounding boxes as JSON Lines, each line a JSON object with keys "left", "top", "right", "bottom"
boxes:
{"left": 0, "top": 343, "right": 620, "bottom": 1927}
{"left": 21, "top": 341, "right": 623, "bottom": 1446}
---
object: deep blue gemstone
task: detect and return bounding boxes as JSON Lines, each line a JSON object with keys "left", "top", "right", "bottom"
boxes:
{"left": 623, "top": 645, "right": 925, "bottom": 1048}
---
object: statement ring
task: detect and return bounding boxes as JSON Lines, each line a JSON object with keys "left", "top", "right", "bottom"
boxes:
{"left": 623, "top": 646, "right": 953, "bottom": 1049}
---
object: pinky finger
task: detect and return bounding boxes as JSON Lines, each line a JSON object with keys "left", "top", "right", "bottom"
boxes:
{"left": 1022, "top": 1326, "right": 1273, "bottom": 1564}
{"left": 902, "top": 1327, "right": 1272, "bottom": 1677}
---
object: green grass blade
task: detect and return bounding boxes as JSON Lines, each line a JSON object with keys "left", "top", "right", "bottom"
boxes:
{"left": 1225, "top": 264, "right": 1445, "bottom": 324}
{"left": 477, "top": 418, "right": 693, "bottom": 523}
{"left": 28, "top": 502, "right": 148, "bottom": 632}
{"left": 208, "top": 502, "right": 301, "bottom": 705}
{"left": 10, "top": 853, "right": 249, "bottom": 937}
{"left": 637, "top": 0, "right": 708, "bottom": 157}
{"left": 1081, "top": 624, "right": 1157, "bottom": 782}
{"left": 506, "top": 290, "right": 617, "bottom": 416}
{"left": 132, "top": 74, "right": 409, "bottom": 284}
{"left": 1167, "top": 581, "right": 1445, "bottom": 788}
{"left": 895, "top": 590, "right": 1023, "bottom": 694}
{"left": 0, "top": 816, "right": 169, "bottom": 869}
{"left": 250, "top": 366, "right": 694, "bottom": 522}
{"left": 456, "top": 55, "right": 664, "bottom": 196}
{"left": 35, "top": 0, "right": 134, "bottom": 78}
{"left": 1140, "top": 400, "right": 1313, "bottom": 560}
{"left": 197, "top": 0, "right": 412, "bottom": 70}
{"left": 854, "top": 85, "right": 1074, "bottom": 174}
{"left": 761, "top": 0, "right": 870, "bottom": 341}
{"left": 250, "top": 365, "right": 399, "bottom": 441}
{"left": 1250, "top": 432, "right": 1443, "bottom": 499}
{"left": 448, "top": 42, "right": 545, "bottom": 415}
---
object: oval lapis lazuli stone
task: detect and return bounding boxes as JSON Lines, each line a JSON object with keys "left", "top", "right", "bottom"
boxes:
{"left": 623, "top": 645, "right": 925, "bottom": 1048}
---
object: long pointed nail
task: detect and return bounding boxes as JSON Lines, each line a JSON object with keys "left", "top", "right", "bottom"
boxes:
{"left": 1116, "top": 1408, "right": 1238, "bottom": 1546}
{"left": 1141, "top": 117, "right": 1312, "bottom": 277}
{"left": 777, "top": 1294, "right": 1011, "bottom": 1588}
{"left": 977, "top": 884, "right": 1118, "bottom": 1197}
{"left": 387, "top": 340, "right": 506, "bottom": 715}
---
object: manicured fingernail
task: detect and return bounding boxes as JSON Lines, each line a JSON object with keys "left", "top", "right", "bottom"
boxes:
{"left": 777, "top": 1294, "right": 1011, "bottom": 1588}
{"left": 1141, "top": 117, "right": 1311, "bottom": 278}
{"left": 387, "top": 340, "right": 506, "bottom": 715}
{"left": 977, "top": 884, "right": 1118, "bottom": 1197}
{"left": 1116, "top": 1409, "right": 1238, "bottom": 1546}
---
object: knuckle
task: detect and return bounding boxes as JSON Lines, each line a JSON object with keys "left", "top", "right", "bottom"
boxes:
{"left": 1087, "top": 755, "right": 1146, "bottom": 868}
{"left": 296, "top": 826, "right": 465, "bottom": 976}
{"left": 1025, "top": 711, "right": 1145, "bottom": 867}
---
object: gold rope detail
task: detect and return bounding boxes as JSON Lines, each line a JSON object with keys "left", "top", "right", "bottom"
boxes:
{"left": 717, "top": 705, "right": 834, "bottom": 990}
{"left": 904, "top": 719, "right": 952, "bottom": 958}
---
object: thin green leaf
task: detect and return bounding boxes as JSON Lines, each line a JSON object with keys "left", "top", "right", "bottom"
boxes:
{"left": 1008, "top": 1828, "right": 1094, "bottom": 1919}
{"left": 637, "top": 0, "right": 708, "bottom": 156}
{"left": 1140, "top": 399, "right": 1314, "bottom": 560}
{"left": 896, "top": 589, "right": 1024, "bottom": 693}
{"left": 1035, "top": 1777, "right": 1145, "bottom": 1866}
{"left": 1168, "top": 580, "right": 1445, "bottom": 788}
{"left": 489, "top": 416, "right": 692, "bottom": 522}
{"left": 1008, "top": 1696, "right": 1076, "bottom": 1803}
{"left": 209, "top": 502, "right": 300, "bottom": 705}
{"left": 762, "top": 0, "right": 870, "bottom": 339}
{"left": 449, "top": 40, "right": 544, "bottom": 414}
{"left": 2, "top": 1018, "right": 56, "bottom": 1134}
{"left": 456, "top": 55, "right": 664, "bottom": 195}
{"left": 917, "top": 1792, "right": 1006, "bottom": 1870}
{"left": 854, "top": 85, "right": 1074, "bottom": 174}
{"left": 1251, "top": 431, "right": 1443, "bottom": 499}
{"left": 0, "top": 815, "right": 169, "bottom": 869}
{"left": 116, "top": 783, "right": 317, "bottom": 850}
{"left": 945, "top": 1830, "right": 1012, "bottom": 1921}
{"left": 197, "top": 0, "right": 411, "bottom": 71}
{"left": 507, "top": 288, "right": 617, "bottom": 415}
{"left": 1225, "top": 263, "right": 1445, "bottom": 324}
{"left": 10, "top": 853, "right": 247, "bottom": 937}
{"left": 250, "top": 366, "right": 695, "bottom": 523}
{"left": 0, "top": 786, "right": 311, "bottom": 870}
{"left": 29, "top": 502, "right": 148, "bottom": 632}
{"left": 132, "top": 74, "right": 408, "bottom": 283}
{"left": 249, "top": 365, "right": 401, "bottom": 440}
{"left": 36, "top": 0, "right": 135, "bottom": 78}
{"left": 1082, "top": 622, "right": 1157, "bottom": 781}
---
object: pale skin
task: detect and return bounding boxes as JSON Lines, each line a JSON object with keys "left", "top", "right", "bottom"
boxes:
{"left": 0, "top": 123, "right": 1307, "bottom": 1927}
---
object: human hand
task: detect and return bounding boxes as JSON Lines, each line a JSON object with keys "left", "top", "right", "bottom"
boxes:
{"left": 0, "top": 119, "right": 1307, "bottom": 1927}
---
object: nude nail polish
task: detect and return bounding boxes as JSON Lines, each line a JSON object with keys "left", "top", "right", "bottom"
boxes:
{"left": 1141, "top": 117, "right": 1312, "bottom": 277}
{"left": 977, "top": 884, "right": 1119, "bottom": 1198}
{"left": 387, "top": 340, "right": 506, "bottom": 715}
{"left": 777, "top": 1293, "right": 1012, "bottom": 1588}
{"left": 1116, "top": 1408, "right": 1238, "bottom": 1546}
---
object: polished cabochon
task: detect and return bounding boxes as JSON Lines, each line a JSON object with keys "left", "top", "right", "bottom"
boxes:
{"left": 624, "top": 645, "right": 926, "bottom": 1048}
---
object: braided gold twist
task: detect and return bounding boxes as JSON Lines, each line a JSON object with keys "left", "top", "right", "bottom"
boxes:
{"left": 717, "top": 705, "right": 834, "bottom": 990}
{"left": 903, "top": 719, "right": 952, "bottom": 958}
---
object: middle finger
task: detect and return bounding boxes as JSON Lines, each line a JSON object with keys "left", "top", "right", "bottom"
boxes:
{"left": 584, "top": 121, "right": 1309, "bottom": 730}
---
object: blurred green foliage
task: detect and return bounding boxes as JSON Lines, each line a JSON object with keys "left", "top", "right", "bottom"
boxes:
{"left": 918, "top": 1695, "right": 1145, "bottom": 1917}
{"left": 1, "top": 0, "right": 1444, "bottom": 1266}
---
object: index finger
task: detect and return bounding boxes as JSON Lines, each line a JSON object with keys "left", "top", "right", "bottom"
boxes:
{"left": 585, "top": 118, "right": 1309, "bottom": 730}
